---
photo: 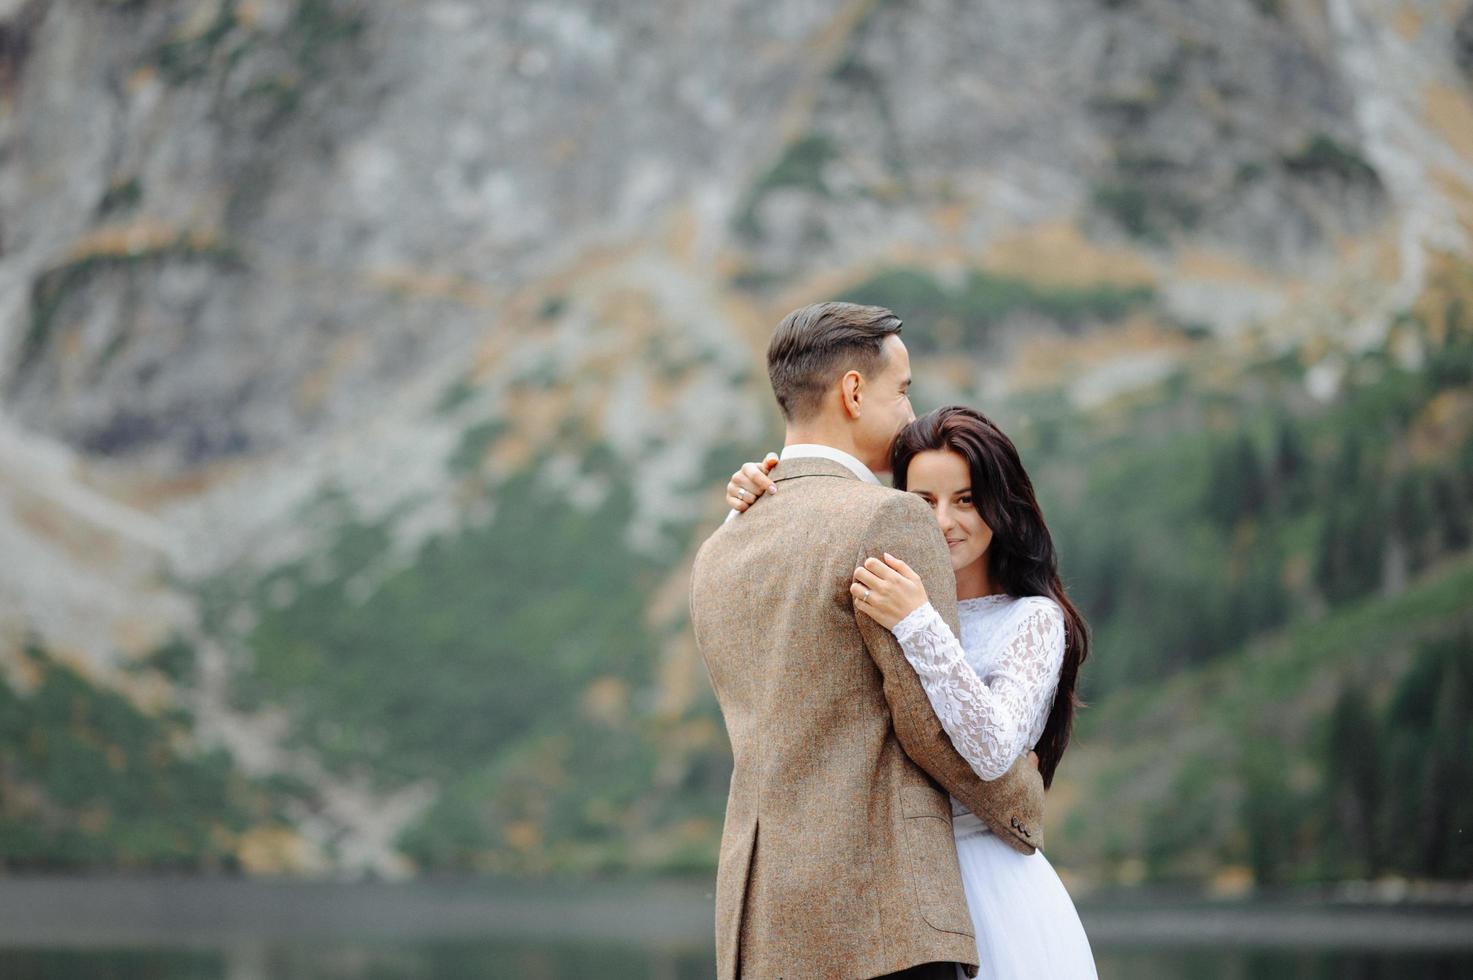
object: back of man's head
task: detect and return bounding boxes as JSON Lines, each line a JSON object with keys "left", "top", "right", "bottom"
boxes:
{"left": 766, "top": 302, "right": 903, "bottom": 423}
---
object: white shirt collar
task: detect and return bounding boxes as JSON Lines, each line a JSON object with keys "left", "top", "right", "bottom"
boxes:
{"left": 780, "top": 444, "right": 883, "bottom": 486}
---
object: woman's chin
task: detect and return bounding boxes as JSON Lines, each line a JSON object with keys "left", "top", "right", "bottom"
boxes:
{"left": 951, "top": 550, "right": 985, "bottom": 575}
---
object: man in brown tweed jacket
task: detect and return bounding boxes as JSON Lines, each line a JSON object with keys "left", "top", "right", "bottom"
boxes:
{"left": 690, "top": 302, "right": 1046, "bottom": 979}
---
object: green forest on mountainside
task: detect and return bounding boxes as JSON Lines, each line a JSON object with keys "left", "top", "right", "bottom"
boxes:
{"left": 1053, "top": 554, "right": 1473, "bottom": 886}
{"left": 0, "top": 641, "right": 275, "bottom": 871}
{"left": 1025, "top": 300, "right": 1473, "bottom": 701}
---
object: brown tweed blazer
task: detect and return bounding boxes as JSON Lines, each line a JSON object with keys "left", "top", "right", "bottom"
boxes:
{"left": 690, "top": 456, "right": 1045, "bottom": 980}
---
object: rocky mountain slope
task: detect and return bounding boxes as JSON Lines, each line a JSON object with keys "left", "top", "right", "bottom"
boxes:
{"left": 1, "top": 0, "right": 1470, "bottom": 879}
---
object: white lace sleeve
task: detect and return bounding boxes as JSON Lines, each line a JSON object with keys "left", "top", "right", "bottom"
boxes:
{"left": 891, "top": 598, "right": 1066, "bottom": 781}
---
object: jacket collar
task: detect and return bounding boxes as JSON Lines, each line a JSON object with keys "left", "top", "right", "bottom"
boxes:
{"left": 772, "top": 456, "right": 880, "bottom": 485}
{"left": 778, "top": 444, "right": 883, "bottom": 485}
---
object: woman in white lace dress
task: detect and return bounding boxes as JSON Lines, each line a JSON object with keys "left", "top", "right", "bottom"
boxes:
{"left": 727, "top": 406, "right": 1097, "bottom": 979}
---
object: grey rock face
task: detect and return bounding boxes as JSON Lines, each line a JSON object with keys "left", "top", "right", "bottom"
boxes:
{"left": 0, "top": 0, "right": 1410, "bottom": 468}
{"left": 738, "top": 0, "right": 1384, "bottom": 272}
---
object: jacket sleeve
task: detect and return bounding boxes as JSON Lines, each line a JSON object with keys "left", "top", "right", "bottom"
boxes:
{"left": 855, "top": 492, "right": 1046, "bottom": 854}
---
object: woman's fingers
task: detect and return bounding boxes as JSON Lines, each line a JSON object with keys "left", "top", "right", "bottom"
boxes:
{"left": 726, "top": 479, "right": 751, "bottom": 511}
{"left": 853, "top": 564, "right": 886, "bottom": 591}
{"left": 726, "top": 460, "right": 774, "bottom": 511}
{"left": 882, "top": 552, "right": 919, "bottom": 581}
{"left": 762, "top": 452, "right": 780, "bottom": 470}
{"left": 740, "top": 461, "right": 778, "bottom": 497}
{"left": 862, "top": 555, "right": 900, "bottom": 581}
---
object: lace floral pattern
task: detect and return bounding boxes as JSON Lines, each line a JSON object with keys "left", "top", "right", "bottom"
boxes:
{"left": 892, "top": 595, "right": 1066, "bottom": 781}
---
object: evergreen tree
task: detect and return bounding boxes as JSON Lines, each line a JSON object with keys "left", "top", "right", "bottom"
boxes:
{"left": 1322, "top": 682, "right": 1382, "bottom": 876}
{"left": 1389, "top": 472, "right": 1437, "bottom": 573}
{"left": 1317, "top": 485, "right": 1387, "bottom": 604}
{"left": 1206, "top": 433, "right": 1267, "bottom": 528}
{"left": 1271, "top": 421, "right": 1309, "bottom": 511}
{"left": 1431, "top": 472, "right": 1471, "bottom": 552}
{"left": 1381, "top": 633, "right": 1473, "bottom": 878}
{"left": 1240, "top": 744, "right": 1298, "bottom": 887}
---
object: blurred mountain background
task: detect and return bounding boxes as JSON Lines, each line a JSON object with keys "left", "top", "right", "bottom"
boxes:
{"left": 0, "top": 0, "right": 1470, "bottom": 895}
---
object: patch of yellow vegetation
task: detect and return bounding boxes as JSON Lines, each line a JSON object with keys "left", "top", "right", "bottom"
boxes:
{"left": 1007, "top": 314, "right": 1193, "bottom": 393}
{"left": 929, "top": 202, "right": 967, "bottom": 240}
{"left": 1411, "top": 250, "right": 1473, "bottom": 343}
{"left": 48, "top": 645, "right": 102, "bottom": 684}
{"left": 68, "top": 221, "right": 217, "bottom": 261}
{"left": 113, "top": 669, "right": 178, "bottom": 716}
{"left": 1425, "top": 82, "right": 1473, "bottom": 163}
{"left": 366, "top": 267, "right": 497, "bottom": 308}
{"left": 1282, "top": 552, "right": 1312, "bottom": 591}
{"left": 126, "top": 66, "right": 158, "bottom": 94}
{"left": 1174, "top": 246, "right": 1286, "bottom": 290}
{"left": 78, "top": 802, "right": 112, "bottom": 834}
{"left": 97, "top": 462, "right": 242, "bottom": 509}
{"left": 1392, "top": 5, "right": 1423, "bottom": 39}
{"left": 1431, "top": 166, "right": 1473, "bottom": 232}
{"left": 675, "top": 816, "right": 716, "bottom": 843}
{"left": 1113, "top": 856, "right": 1148, "bottom": 887}
{"left": 237, "top": 825, "right": 331, "bottom": 875}
{"left": 294, "top": 334, "right": 366, "bottom": 414}
{"left": 179, "top": 0, "right": 228, "bottom": 39}
{"left": 1, "top": 641, "right": 44, "bottom": 694}
{"left": 235, "top": 0, "right": 264, "bottom": 29}
{"left": 580, "top": 676, "right": 630, "bottom": 726}
{"left": 1209, "top": 865, "right": 1256, "bottom": 898}
{"left": 665, "top": 204, "right": 701, "bottom": 263}
{"left": 647, "top": 553, "right": 697, "bottom": 629}
{"left": 547, "top": 136, "right": 580, "bottom": 165}
{"left": 502, "top": 819, "right": 542, "bottom": 853}
{"left": 12, "top": 497, "right": 120, "bottom": 568}
{"left": 486, "top": 388, "right": 565, "bottom": 477}
{"left": 112, "top": 614, "right": 171, "bottom": 659}
{"left": 654, "top": 634, "right": 703, "bottom": 721}
{"left": 1045, "top": 769, "right": 1081, "bottom": 844}
{"left": 982, "top": 220, "right": 1159, "bottom": 288}
{"left": 596, "top": 287, "right": 664, "bottom": 350}
{"left": 1410, "top": 390, "right": 1473, "bottom": 465}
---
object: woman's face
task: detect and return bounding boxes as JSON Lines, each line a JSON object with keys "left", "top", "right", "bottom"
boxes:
{"left": 905, "top": 449, "right": 993, "bottom": 573}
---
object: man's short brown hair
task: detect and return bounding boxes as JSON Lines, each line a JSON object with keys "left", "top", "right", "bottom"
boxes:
{"left": 766, "top": 302, "right": 903, "bottom": 422}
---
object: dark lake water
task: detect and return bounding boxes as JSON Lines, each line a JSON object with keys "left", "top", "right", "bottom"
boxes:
{"left": 1, "top": 878, "right": 1469, "bottom": 979}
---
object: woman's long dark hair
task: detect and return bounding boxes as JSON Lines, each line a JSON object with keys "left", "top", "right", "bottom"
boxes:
{"left": 890, "top": 406, "right": 1089, "bottom": 789}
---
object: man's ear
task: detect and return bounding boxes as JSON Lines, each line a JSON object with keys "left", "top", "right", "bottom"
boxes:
{"left": 840, "top": 369, "right": 864, "bottom": 420}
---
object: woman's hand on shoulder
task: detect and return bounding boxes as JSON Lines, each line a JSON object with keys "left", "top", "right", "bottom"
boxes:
{"left": 726, "top": 452, "right": 779, "bottom": 512}
{"left": 851, "top": 553, "right": 929, "bottom": 631}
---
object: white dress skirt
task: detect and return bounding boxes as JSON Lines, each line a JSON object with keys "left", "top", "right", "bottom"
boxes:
{"left": 892, "top": 594, "right": 1098, "bottom": 979}
{"left": 949, "top": 810, "right": 1098, "bottom": 979}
